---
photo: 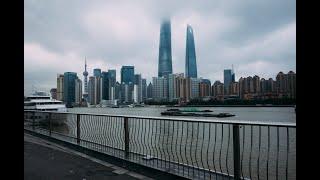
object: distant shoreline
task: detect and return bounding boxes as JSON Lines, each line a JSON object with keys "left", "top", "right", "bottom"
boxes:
{"left": 166, "top": 105, "right": 295, "bottom": 107}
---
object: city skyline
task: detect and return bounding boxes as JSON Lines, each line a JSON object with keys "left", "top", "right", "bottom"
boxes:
{"left": 24, "top": 0, "right": 296, "bottom": 95}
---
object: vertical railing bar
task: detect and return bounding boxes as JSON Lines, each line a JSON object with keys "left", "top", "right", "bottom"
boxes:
{"left": 201, "top": 123, "right": 205, "bottom": 179}
{"left": 286, "top": 127, "right": 289, "bottom": 180}
{"left": 219, "top": 124, "right": 224, "bottom": 174}
{"left": 186, "top": 122, "right": 190, "bottom": 178}
{"left": 49, "top": 113, "right": 52, "bottom": 136}
{"left": 276, "top": 127, "right": 279, "bottom": 180}
{"left": 226, "top": 124, "right": 230, "bottom": 178}
{"left": 213, "top": 123, "right": 218, "bottom": 180}
{"left": 174, "top": 121, "right": 180, "bottom": 175}
{"left": 138, "top": 118, "right": 142, "bottom": 164}
{"left": 170, "top": 120, "right": 174, "bottom": 170}
{"left": 116, "top": 117, "right": 121, "bottom": 156}
{"left": 233, "top": 124, "right": 241, "bottom": 180}
{"left": 196, "top": 122, "right": 201, "bottom": 179}
{"left": 181, "top": 121, "right": 185, "bottom": 177}
{"left": 167, "top": 120, "right": 171, "bottom": 170}
{"left": 77, "top": 114, "right": 80, "bottom": 145}
{"left": 249, "top": 125, "right": 253, "bottom": 180}
{"left": 153, "top": 120, "right": 157, "bottom": 168}
{"left": 146, "top": 119, "right": 151, "bottom": 167}
{"left": 32, "top": 111, "right": 35, "bottom": 131}
{"left": 257, "top": 126, "right": 261, "bottom": 180}
{"left": 160, "top": 120, "right": 164, "bottom": 169}
{"left": 190, "top": 122, "right": 195, "bottom": 179}
{"left": 166, "top": 120, "right": 170, "bottom": 170}
{"left": 207, "top": 123, "right": 211, "bottom": 180}
{"left": 156, "top": 120, "right": 160, "bottom": 169}
{"left": 241, "top": 126, "right": 245, "bottom": 179}
{"left": 267, "top": 126, "right": 270, "bottom": 180}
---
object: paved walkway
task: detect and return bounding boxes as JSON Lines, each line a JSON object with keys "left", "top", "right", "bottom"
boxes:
{"left": 24, "top": 133, "right": 153, "bottom": 180}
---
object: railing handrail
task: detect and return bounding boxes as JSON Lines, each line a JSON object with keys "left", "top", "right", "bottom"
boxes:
{"left": 24, "top": 110, "right": 296, "bottom": 127}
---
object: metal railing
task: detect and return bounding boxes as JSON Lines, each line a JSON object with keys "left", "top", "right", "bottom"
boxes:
{"left": 24, "top": 110, "right": 296, "bottom": 180}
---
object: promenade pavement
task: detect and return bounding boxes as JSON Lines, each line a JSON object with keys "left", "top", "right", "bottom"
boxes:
{"left": 24, "top": 133, "right": 153, "bottom": 180}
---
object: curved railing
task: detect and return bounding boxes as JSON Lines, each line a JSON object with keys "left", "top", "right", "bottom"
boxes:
{"left": 24, "top": 110, "right": 296, "bottom": 180}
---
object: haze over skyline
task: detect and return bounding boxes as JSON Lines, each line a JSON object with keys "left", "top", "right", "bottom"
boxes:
{"left": 24, "top": 0, "right": 296, "bottom": 95}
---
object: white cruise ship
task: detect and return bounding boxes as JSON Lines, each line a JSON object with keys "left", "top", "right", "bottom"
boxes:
{"left": 24, "top": 91, "right": 67, "bottom": 112}
{"left": 24, "top": 91, "right": 67, "bottom": 125}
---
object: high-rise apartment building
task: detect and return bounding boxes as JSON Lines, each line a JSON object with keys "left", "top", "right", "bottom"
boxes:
{"left": 212, "top": 81, "right": 224, "bottom": 101}
{"left": 199, "top": 79, "right": 211, "bottom": 97}
{"left": 134, "top": 74, "right": 142, "bottom": 103}
{"left": 57, "top": 74, "right": 64, "bottom": 101}
{"left": 152, "top": 77, "right": 168, "bottom": 101}
{"left": 168, "top": 73, "right": 184, "bottom": 101}
{"left": 158, "top": 20, "right": 172, "bottom": 77}
{"left": 185, "top": 25, "right": 197, "bottom": 78}
{"left": 75, "top": 78, "right": 82, "bottom": 105}
{"left": 88, "top": 76, "right": 102, "bottom": 105}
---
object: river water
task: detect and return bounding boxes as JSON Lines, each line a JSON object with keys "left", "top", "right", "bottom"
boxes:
{"left": 57, "top": 106, "right": 295, "bottom": 179}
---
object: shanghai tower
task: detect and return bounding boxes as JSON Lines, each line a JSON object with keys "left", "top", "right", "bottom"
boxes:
{"left": 158, "top": 19, "right": 172, "bottom": 77}
{"left": 185, "top": 25, "right": 197, "bottom": 78}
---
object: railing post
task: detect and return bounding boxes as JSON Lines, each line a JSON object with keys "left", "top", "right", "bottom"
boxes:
{"left": 77, "top": 114, "right": 81, "bottom": 145}
{"left": 233, "top": 125, "right": 241, "bottom": 180}
{"left": 124, "top": 117, "right": 129, "bottom": 158}
{"left": 49, "top": 113, "right": 52, "bottom": 136}
{"left": 32, "top": 111, "right": 35, "bottom": 131}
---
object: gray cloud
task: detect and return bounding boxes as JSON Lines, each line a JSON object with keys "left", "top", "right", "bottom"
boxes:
{"left": 24, "top": 0, "right": 296, "bottom": 95}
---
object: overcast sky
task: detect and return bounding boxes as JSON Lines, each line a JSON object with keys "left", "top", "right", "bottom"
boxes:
{"left": 24, "top": 0, "right": 296, "bottom": 95}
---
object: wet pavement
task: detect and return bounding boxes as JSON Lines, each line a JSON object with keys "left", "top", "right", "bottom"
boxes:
{"left": 24, "top": 133, "right": 152, "bottom": 180}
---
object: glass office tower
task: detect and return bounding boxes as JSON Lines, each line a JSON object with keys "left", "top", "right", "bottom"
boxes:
{"left": 63, "top": 72, "right": 77, "bottom": 107}
{"left": 158, "top": 19, "right": 172, "bottom": 77}
{"left": 185, "top": 25, "right": 197, "bottom": 78}
{"left": 121, "top": 66, "right": 135, "bottom": 84}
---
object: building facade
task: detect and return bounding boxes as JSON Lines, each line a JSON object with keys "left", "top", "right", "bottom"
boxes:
{"left": 57, "top": 74, "right": 64, "bottom": 101}
{"left": 75, "top": 78, "right": 82, "bottom": 105}
{"left": 93, "top": 68, "right": 101, "bottom": 77}
{"left": 152, "top": 77, "right": 168, "bottom": 101}
{"left": 50, "top": 88, "right": 57, "bottom": 100}
{"left": 212, "top": 81, "right": 224, "bottom": 101}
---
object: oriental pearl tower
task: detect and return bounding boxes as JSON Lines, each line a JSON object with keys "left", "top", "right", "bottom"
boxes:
{"left": 83, "top": 57, "right": 88, "bottom": 96}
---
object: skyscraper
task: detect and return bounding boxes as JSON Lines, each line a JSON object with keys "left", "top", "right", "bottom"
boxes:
{"left": 93, "top": 68, "right": 101, "bottom": 77}
{"left": 141, "top": 79, "right": 147, "bottom": 102}
{"left": 101, "top": 71, "right": 109, "bottom": 100}
{"left": 158, "top": 19, "right": 172, "bottom": 77}
{"left": 121, "top": 66, "right": 135, "bottom": 84}
{"left": 63, "top": 72, "right": 77, "bottom": 107}
{"left": 224, "top": 69, "right": 234, "bottom": 95}
{"left": 185, "top": 25, "right": 197, "bottom": 78}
